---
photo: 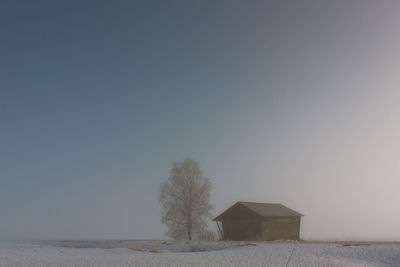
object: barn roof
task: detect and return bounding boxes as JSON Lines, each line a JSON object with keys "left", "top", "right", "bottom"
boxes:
{"left": 213, "top": 202, "right": 303, "bottom": 221}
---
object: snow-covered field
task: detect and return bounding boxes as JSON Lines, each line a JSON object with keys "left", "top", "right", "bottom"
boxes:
{"left": 0, "top": 240, "right": 399, "bottom": 267}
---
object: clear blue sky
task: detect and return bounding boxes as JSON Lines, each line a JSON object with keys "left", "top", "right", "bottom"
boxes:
{"left": 1, "top": 0, "right": 400, "bottom": 240}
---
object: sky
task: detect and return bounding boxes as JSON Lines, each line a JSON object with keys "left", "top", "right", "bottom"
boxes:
{"left": 1, "top": 0, "right": 400, "bottom": 241}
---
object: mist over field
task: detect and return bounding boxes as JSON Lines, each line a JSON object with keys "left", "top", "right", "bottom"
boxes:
{"left": 1, "top": 0, "right": 400, "bottom": 243}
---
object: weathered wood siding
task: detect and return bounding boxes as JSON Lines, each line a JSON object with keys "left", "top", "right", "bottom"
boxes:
{"left": 220, "top": 204, "right": 262, "bottom": 240}
{"left": 217, "top": 203, "right": 302, "bottom": 241}
{"left": 222, "top": 220, "right": 261, "bottom": 240}
{"left": 261, "top": 217, "right": 300, "bottom": 240}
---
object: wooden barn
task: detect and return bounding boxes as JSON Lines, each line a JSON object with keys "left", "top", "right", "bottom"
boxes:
{"left": 213, "top": 202, "right": 303, "bottom": 241}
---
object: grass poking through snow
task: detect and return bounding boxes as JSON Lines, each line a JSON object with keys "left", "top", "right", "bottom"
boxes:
{"left": 128, "top": 247, "right": 146, "bottom": 252}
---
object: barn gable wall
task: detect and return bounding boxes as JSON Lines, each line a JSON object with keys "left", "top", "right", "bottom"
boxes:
{"left": 222, "top": 219, "right": 262, "bottom": 240}
{"left": 218, "top": 203, "right": 260, "bottom": 221}
{"left": 219, "top": 204, "right": 262, "bottom": 240}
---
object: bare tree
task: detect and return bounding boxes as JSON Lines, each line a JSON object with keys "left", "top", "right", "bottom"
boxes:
{"left": 159, "top": 157, "right": 212, "bottom": 240}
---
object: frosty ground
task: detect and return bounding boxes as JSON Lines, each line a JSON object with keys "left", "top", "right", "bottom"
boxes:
{"left": 0, "top": 240, "right": 399, "bottom": 267}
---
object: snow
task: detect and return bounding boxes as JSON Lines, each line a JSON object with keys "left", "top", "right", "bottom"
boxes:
{"left": 0, "top": 240, "right": 399, "bottom": 267}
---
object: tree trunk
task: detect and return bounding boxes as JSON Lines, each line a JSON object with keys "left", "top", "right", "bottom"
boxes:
{"left": 188, "top": 210, "right": 192, "bottom": 240}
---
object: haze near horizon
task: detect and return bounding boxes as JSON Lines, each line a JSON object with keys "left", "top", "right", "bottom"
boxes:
{"left": 1, "top": 0, "right": 400, "bottom": 241}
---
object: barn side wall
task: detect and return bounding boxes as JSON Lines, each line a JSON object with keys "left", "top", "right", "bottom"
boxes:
{"left": 261, "top": 217, "right": 301, "bottom": 241}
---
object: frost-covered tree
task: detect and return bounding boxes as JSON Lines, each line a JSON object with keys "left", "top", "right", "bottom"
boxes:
{"left": 159, "top": 158, "right": 212, "bottom": 240}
